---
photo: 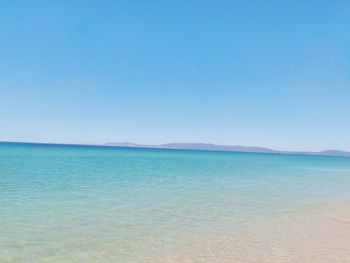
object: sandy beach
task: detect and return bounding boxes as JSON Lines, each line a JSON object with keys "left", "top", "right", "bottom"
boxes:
{"left": 150, "top": 203, "right": 350, "bottom": 263}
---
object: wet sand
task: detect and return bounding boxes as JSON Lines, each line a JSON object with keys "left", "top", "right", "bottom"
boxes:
{"left": 149, "top": 203, "right": 350, "bottom": 263}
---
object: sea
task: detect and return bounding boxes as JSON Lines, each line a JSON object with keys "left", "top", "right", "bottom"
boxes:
{"left": 1, "top": 142, "right": 350, "bottom": 262}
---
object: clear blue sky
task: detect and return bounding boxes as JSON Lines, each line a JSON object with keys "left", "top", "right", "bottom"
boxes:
{"left": 1, "top": 1, "right": 349, "bottom": 151}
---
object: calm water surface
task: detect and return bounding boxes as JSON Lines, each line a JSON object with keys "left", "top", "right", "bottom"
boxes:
{"left": 1, "top": 142, "right": 350, "bottom": 262}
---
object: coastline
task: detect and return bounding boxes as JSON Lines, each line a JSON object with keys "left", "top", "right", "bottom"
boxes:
{"left": 1, "top": 143, "right": 350, "bottom": 262}
{"left": 149, "top": 202, "right": 350, "bottom": 262}
{"left": 1, "top": 141, "right": 349, "bottom": 158}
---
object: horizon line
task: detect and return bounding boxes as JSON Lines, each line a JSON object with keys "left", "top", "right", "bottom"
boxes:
{"left": 1, "top": 140, "right": 349, "bottom": 157}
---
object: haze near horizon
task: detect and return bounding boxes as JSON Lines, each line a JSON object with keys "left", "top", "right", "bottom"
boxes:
{"left": 1, "top": 1, "right": 349, "bottom": 151}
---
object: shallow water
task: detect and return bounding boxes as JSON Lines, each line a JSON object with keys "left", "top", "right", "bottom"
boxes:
{"left": 1, "top": 142, "right": 350, "bottom": 262}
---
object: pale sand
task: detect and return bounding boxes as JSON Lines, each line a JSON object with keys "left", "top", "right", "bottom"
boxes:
{"left": 147, "top": 203, "right": 350, "bottom": 263}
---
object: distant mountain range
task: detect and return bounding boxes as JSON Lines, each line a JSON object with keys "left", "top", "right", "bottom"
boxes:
{"left": 105, "top": 142, "right": 350, "bottom": 157}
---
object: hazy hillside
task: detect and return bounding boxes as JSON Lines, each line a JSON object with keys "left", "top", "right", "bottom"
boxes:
{"left": 105, "top": 142, "right": 350, "bottom": 157}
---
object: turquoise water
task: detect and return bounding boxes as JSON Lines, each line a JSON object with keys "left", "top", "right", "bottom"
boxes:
{"left": 1, "top": 142, "right": 350, "bottom": 262}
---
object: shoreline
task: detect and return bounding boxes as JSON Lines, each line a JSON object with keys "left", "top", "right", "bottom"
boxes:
{"left": 149, "top": 202, "right": 350, "bottom": 262}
